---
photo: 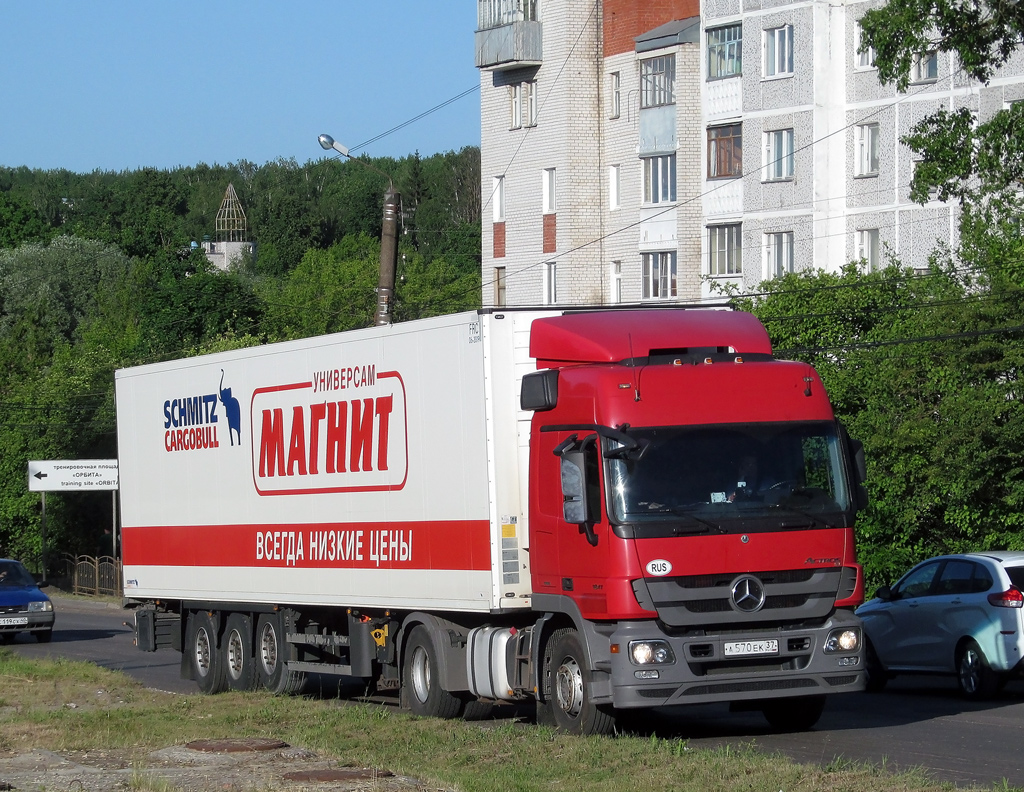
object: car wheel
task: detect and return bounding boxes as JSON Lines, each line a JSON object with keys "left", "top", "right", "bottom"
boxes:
{"left": 957, "top": 639, "right": 1001, "bottom": 700}
{"left": 864, "top": 638, "right": 888, "bottom": 692}
{"left": 35, "top": 628, "right": 52, "bottom": 644}
{"left": 762, "top": 694, "right": 826, "bottom": 731}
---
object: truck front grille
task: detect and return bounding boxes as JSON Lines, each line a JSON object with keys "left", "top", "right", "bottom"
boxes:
{"left": 638, "top": 567, "right": 842, "bottom": 628}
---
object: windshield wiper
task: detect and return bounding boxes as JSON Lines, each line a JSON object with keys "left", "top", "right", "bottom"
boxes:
{"left": 660, "top": 507, "right": 725, "bottom": 534}
{"left": 768, "top": 503, "right": 837, "bottom": 529}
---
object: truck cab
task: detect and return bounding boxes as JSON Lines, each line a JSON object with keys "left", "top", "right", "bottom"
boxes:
{"left": 520, "top": 310, "right": 866, "bottom": 732}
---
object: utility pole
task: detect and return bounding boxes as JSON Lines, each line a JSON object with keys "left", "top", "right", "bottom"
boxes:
{"left": 318, "top": 134, "right": 399, "bottom": 326}
{"left": 376, "top": 187, "right": 400, "bottom": 326}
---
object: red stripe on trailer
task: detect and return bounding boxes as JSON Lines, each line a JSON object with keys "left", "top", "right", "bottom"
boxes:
{"left": 121, "top": 519, "right": 491, "bottom": 571}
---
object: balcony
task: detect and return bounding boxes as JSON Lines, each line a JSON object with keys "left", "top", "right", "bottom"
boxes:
{"left": 476, "top": 0, "right": 542, "bottom": 70}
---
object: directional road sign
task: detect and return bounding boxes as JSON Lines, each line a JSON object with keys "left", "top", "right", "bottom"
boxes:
{"left": 27, "top": 460, "right": 119, "bottom": 492}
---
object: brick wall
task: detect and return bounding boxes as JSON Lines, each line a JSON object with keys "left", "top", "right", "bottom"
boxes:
{"left": 603, "top": 0, "right": 700, "bottom": 57}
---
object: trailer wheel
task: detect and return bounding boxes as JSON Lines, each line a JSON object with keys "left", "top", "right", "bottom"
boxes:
{"left": 189, "top": 612, "right": 226, "bottom": 694}
{"left": 539, "top": 628, "right": 615, "bottom": 735}
{"left": 761, "top": 694, "right": 826, "bottom": 731}
{"left": 255, "top": 613, "right": 304, "bottom": 695}
{"left": 403, "top": 625, "right": 462, "bottom": 719}
{"left": 223, "top": 613, "right": 256, "bottom": 691}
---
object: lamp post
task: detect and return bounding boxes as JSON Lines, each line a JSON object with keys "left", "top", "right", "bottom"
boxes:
{"left": 318, "top": 134, "right": 399, "bottom": 327}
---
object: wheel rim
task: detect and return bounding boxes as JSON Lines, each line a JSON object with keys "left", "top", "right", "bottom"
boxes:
{"left": 194, "top": 626, "right": 212, "bottom": 679}
{"left": 259, "top": 622, "right": 278, "bottom": 677}
{"left": 555, "top": 655, "right": 584, "bottom": 719}
{"left": 410, "top": 645, "right": 431, "bottom": 703}
{"left": 960, "top": 648, "right": 981, "bottom": 694}
{"left": 226, "top": 629, "right": 244, "bottom": 680}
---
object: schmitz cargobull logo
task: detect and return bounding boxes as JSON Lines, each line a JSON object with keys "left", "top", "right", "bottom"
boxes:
{"left": 249, "top": 366, "right": 407, "bottom": 496}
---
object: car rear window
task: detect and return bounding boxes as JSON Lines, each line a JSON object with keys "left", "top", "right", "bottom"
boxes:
{"left": 1005, "top": 566, "right": 1024, "bottom": 589}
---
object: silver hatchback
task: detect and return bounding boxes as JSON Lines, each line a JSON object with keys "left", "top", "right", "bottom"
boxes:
{"left": 857, "top": 552, "right": 1024, "bottom": 699}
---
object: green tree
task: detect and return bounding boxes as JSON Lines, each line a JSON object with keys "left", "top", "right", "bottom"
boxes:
{"left": 859, "top": 0, "right": 1024, "bottom": 228}
{"left": 0, "top": 192, "right": 50, "bottom": 247}
{"left": 737, "top": 261, "right": 1024, "bottom": 588}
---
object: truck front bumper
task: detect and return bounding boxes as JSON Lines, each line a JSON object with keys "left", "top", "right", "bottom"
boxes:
{"left": 607, "top": 609, "right": 865, "bottom": 708}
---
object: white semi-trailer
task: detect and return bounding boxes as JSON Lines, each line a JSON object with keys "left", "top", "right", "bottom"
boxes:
{"left": 118, "top": 308, "right": 867, "bottom": 734}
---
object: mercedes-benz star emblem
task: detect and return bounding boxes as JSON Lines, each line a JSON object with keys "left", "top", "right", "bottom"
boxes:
{"left": 730, "top": 575, "right": 766, "bottom": 613}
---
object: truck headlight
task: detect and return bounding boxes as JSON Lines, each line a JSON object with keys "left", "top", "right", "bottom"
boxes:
{"left": 824, "top": 627, "right": 859, "bottom": 653}
{"left": 28, "top": 600, "right": 52, "bottom": 613}
{"left": 629, "top": 640, "right": 675, "bottom": 665}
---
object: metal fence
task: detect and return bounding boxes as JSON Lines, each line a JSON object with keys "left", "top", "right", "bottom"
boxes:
{"left": 58, "top": 553, "right": 122, "bottom": 596}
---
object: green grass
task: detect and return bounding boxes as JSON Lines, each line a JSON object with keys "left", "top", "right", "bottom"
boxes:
{"left": 0, "top": 649, "right": 1004, "bottom": 792}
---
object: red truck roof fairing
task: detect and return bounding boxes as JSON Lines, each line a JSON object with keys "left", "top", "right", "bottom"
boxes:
{"left": 530, "top": 310, "right": 772, "bottom": 368}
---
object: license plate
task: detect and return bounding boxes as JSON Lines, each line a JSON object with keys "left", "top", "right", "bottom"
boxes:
{"left": 723, "top": 639, "right": 779, "bottom": 657}
{"left": 0, "top": 617, "right": 27, "bottom": 627}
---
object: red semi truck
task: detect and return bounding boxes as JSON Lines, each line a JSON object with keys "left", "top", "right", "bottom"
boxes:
{"left": 118, "top": 308, "right": 867, "bottom": 734}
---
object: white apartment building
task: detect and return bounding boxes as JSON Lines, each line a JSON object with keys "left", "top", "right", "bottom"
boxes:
{"left": 475, "top": 0, "right": 1024, "bottom": 307}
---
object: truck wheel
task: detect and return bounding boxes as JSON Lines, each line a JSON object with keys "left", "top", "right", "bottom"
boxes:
{"left": 957, "top": 640, "right": 1001, "bottom": 700}
{"left": 223, "top": 613, "right": 256, "bottom": 691}
{"left": 761, "top": 694, "right": 826, "bottom": 731}
{"left": 189, "top": 612, "right": 226, "bottom": 694}
{"left": 255, "top": 613, "right": 304, "bottom": 694}
{"left": 403, "top": 625, "right": 462, "bottom": 719}
{"left": 539, "top": 628, "right": 615, "bottom": 735}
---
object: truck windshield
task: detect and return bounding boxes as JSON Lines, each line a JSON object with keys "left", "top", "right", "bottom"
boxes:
{"left": 605, "top": 422, "right": 851, "bottom": 528}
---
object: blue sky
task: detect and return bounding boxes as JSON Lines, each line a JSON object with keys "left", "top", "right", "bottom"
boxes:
{"left": 0, "top": 2, "right": 481, "bottom": 173}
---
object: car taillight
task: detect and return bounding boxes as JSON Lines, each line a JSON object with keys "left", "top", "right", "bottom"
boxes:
{"left": 987, "top": 587, "right": 1024, "bottom": 608}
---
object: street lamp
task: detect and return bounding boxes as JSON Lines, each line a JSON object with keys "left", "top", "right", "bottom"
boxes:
{"left": 318, "top": 133, "right": 399, "bottom": 326}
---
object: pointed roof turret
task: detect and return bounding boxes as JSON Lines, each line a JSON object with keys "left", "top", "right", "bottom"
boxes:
{"left": 215, "top": 183, "right": 248, "bottom": 242}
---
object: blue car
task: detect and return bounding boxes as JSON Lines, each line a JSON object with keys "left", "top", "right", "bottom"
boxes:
{"left": 0, "top": 559, "right": 54, "bottom": 643}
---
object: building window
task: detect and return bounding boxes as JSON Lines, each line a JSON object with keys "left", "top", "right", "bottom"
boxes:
{"left": 766, "top": 231, "right": 794, "bottom": 277}
{"left": 708, "top": 24, "right": 742, "bottom": 79}
{"left": 708, "top": 124, "right": 742, "bottom": 179}
{"left": 911, "top": 51, "right": 938, "bottom": 83}
{"left": 544, "top": 261, "right": 557, "bottom": 304}
{"left": 857, "top": 229, "right": 880, "bottom": 270}
{"left": 609, "top": 71, "right": 621, "bottom": 119}
{"left": 855, "top": 123, "right": 880, "bottom": 176}
{"left": 542, "top": 168, "right": 556, "bottom": 214}
{"left": 610, "top": 260, "right": 623, "bottom": 303}
{"left": 509, "top": 84, "right": 522, "bottom": 130}
{"left": 494, "top": 266, "right": 507, "bottom": 307}
{"left": 763, "top": 25, "right": 794, "bottom": 77}
{"left": 642, "top": 252, "right": 678, "bottom": 299}
{"left": 492, "top": 176, "right": 505, "bottom": 222}
{"left": 763, "top": 129, "right": 794, "bottom": 181}
{"left": 524, "top": 81, "right": 538, "bottom": 127}
{"left": 640, "top": 55, "right": 675, "bottom": 108}
{"left": 609, "top": 164, "right": 620, "bottom": 210}
{"left": 511, "top": 82, "right": 537, "bottom": 128}
{"left": 854, "top": 24, "right": 876, "bottom": 68}
{"left": 642, "top": 154, "right": 677, "bottom": 203}
{"left": 709, "top": 224, "right": 742, "bottom": 276}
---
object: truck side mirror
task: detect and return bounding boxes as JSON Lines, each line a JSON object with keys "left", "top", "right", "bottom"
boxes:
{"left": 850, "top": 438, "right": 867, "bottom": 484}
{"left": 560, "top": 451, "right": 589, "bottom": 525}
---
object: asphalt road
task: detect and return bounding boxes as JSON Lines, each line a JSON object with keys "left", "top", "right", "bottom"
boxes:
{"left": 8, "top": 595, "right": 1024, "bottom": 788}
